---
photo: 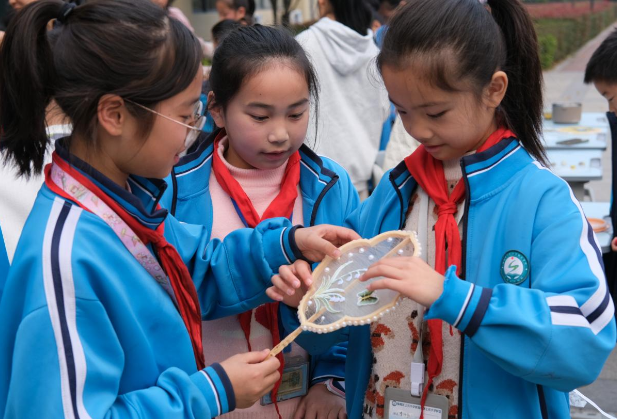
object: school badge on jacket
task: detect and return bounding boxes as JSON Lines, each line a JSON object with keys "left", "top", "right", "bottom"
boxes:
{"left": 500, "top": 250, "right": 530, "bottom": 285}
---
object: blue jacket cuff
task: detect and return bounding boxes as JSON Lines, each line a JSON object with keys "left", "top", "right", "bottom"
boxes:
{"left": 193, "top": 363, "right": 236, "bottom": 416}
{"left": 425, "top": 265, "right": 492, "bottom": 337}
{"left": 288, "top": 225, "right": 312, "bottom": 263}
{"left": 258, "top": 219, "right": 297, "bottom": 274}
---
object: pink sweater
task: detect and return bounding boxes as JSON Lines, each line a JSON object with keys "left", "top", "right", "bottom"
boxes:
{"left": 203, "top": 137, "right": 306, "bottom": 418}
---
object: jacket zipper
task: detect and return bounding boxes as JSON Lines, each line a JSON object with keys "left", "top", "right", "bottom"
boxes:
{"left": 458, "top": 160, "right": 471, "bottom": 419}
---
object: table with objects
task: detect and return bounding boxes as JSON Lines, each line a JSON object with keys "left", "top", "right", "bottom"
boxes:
{"left": 542, "top": 112, "right": 608, "bottom": 201}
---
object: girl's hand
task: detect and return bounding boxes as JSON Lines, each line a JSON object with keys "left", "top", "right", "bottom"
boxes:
{"left": 293, "top": 383, "right": 346, "bottom": 419}
{"left": 360, "top": 256, "right": 445, "bottom": 307}
{"left": 612, "top": 237, "right": 617, "bottom": 252}
{"left": 220, "top": 349, "right": 281, "bottom": 409}
{"left": 267, "top": 260, "right": 313, "bottom": 307}
{"left": 294, "top": 225, "right": 360, "bottom": 263}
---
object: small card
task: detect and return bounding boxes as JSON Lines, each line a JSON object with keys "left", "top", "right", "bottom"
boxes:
{"left": 260, "top": 358, "right": 309, "bottom": 405}
{"left": 384, "top": 387, "right": 449, "bottom": 419}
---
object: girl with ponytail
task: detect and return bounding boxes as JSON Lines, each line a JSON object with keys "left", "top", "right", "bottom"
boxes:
{"left": 279, "top": 0, "right": 615, "bottom": 417}
{"left": 0, "top": 1, "right": 359, "bottom": 418}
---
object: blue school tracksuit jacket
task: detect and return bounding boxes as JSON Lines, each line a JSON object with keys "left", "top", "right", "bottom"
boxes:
{"left": 0, "top": 143, "right": 308, "bottom": 419}
{"left": 283, "top": 137, "right": 617, "bottom": 419}
{"left": 161, "top": 130, "right": 360, "bottom": 386}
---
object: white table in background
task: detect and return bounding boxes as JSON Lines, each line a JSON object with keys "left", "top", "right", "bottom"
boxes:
{"left": 543, "top": 112, "right": 609, "bottom": 201}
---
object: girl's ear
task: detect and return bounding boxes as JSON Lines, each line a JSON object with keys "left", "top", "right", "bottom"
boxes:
{"left": 208, "top": 91, "right": 226, "bottom": 128}
{"left": 484, "top": 70, "right": 508, "bottom": 109}
{"left": 97, "top": 94, "right": 126, "bottom": 137}
{"left": 236, "top": 6, "right": 246, "bottom": 19}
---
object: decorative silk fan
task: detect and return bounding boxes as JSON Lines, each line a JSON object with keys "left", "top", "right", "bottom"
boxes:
{"left": 270, "top": 231, "right": 421, "bottom": 356}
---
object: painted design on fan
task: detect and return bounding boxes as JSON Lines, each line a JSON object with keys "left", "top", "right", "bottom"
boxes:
{"left": 310, "top": 261, "right": 366, "bottom": 314}
{"left": 357, "top": 289, "right": 379, "bottom": 306}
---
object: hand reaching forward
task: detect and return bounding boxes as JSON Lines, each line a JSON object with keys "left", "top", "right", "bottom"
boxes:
{"left": 360, "top": 256, "right": 445, "bottom": 308}
{"left": 294, "top": 225, "right": 360, "bottom": 263}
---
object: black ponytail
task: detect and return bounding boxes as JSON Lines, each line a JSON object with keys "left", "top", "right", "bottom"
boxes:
{"left": 0, "top": 1, "right": 61, "bottom": 177}
{"left": 0, "top": 0, "right": 202, "bottom": 177}
{"left": 378, "top": 0, "right": 547, "bottom": 165}
{"left": 488, "top": 0, "right": 546, "bottom": 165}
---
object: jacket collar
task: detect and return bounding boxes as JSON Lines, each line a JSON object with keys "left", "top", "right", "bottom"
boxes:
{"left": 462, "top": 137, "right": 531, "bottom": 200}
{"left": 54, "top": 139, "right": 168, "bottom": 231}
{"left": 173, "top": 129, "right": 339, "bottom": 205}
{"left": 387, "top": 137, "right": 533, "bottom": 220}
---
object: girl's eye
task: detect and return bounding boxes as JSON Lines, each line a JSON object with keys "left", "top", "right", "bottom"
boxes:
{"left": 396, "top": 109, "right": 407, "bottom": 115}
{"left": 289, "top": 112, "right": 305, "bottom": 120}
{"left": 427, "top": 111, "right": 447, "bottom": 119}
{"left": 250, "top": 115, "right": 268, "bottom": 122}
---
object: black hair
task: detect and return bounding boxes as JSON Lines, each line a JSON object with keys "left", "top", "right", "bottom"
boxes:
{"left": 585, "top": 28, "right": 617, "bottom": 84}
{"left": 380, "top": 0, "right": 402, "bottom": 7}
{"left": 330, "top": 0, "right": 373, "bottom": 36}
{"left": 209, "top": 24, "right": 319, "bottom": 137}
{"left": 211, "top": 19, "right": 242, "bottom": 46}
{"left": 216, "top": 0, "right": 255, "bottom": 24}
{"left": 366, "top": 0, "right": 381, "bottom": 11}
{"left": 378, "top": 0, "right": 547, "bottom": 165}
{"left": 0, "top": 0, "right": 202, "bottom": 177}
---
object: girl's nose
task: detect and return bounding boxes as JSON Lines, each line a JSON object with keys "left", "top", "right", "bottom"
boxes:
{"left": 404, "top": 120, "right": 432, "bottom": 143}
{"left": 267, "top": 126, "right": 290, "bottom": 143}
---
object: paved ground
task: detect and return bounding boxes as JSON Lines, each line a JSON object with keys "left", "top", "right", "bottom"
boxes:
{"left": 543, "top": 24, "right": 617, "bottom": 418}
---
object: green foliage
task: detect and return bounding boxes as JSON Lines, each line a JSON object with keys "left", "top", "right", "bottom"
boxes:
{"left": 534, "top": 4, "right": 617, "bottom": 69}
{"left": 538, "top": 34, "right": 558, "bottom": 68}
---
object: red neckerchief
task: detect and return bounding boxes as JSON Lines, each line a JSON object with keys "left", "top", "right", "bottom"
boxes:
{"left": 211, "top": 130, "right": 301, "bottom": 418}
{"left": 45, "top": 153, "right": 206, "bottom": 370}
{"left": 404, "top": 127, "right": 514, "bottom": 416}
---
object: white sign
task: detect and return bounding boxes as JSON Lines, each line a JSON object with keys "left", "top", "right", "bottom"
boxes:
{"left": 388, "top": 400, "right": 443, "bottom": 419}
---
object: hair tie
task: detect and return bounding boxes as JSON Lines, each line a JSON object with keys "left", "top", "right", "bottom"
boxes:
{"left": 57, "top": 2, "right": 76, "bottom": 24}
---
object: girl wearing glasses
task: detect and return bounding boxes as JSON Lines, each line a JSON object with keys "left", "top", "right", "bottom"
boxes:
{"left": 0, "top": 1, "right": 359, "bottom": 418}
{"left": 162, "top": 25, "right": 358, "bottom": 419}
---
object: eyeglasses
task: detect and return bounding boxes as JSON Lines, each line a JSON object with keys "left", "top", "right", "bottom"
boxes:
{"left": 124, "top": 98, "right": 206, "bottom": 150}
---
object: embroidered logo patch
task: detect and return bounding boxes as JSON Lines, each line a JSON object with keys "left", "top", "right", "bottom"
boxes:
{"left": 500, "top": 251, "right": 529, "bottom": 285}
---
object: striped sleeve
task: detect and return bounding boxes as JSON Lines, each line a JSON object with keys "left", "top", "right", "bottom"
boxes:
{"left": 42, "top": 199, "right": 91, "bottom": 419}
{"left": 252, "top": 220, "right": 300, "bottom": 272}
{"left": 426, "top": 265, "right": 492, "bottom": 337}
{"left": 533, "top": 161, "right": 614, "bottom": 335}
{"left": 196, "top": 363, "right": 236, "bottom": 416}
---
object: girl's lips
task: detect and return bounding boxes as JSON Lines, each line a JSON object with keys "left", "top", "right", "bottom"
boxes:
{"left": 424, "top": 144, "right": 443, "bottom": 153}
{"left": 262, "top": 151, "right": 288, "bottom": 161}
